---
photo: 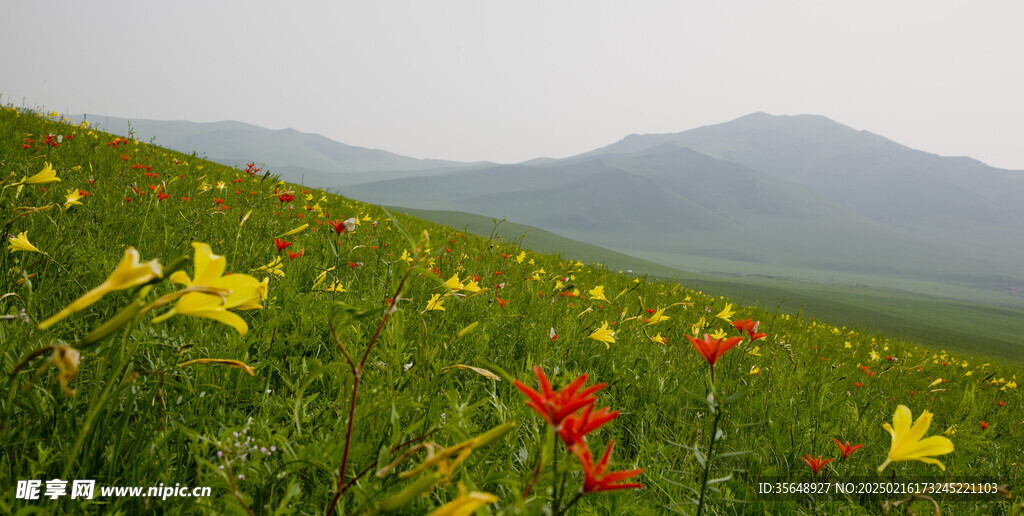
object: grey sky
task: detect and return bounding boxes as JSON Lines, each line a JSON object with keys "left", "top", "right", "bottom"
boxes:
{"left": 3, "top": 1, "right": 1023, "bottom": 169}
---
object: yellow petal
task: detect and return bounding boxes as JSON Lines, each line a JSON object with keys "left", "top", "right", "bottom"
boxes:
{"left": 38, "top": 247, "right": 161, "bottom": 330}
{"left": 22, "top": 162, "right": 61, "bottom": 185}
{"left": 174, "top": 306, "right": 249, "bottom": 335}
{"left": 168, "top": 270, "right": 192, "bottom": 286}
{"left": 426, "top": 491, "right": 498, "bottom": 516}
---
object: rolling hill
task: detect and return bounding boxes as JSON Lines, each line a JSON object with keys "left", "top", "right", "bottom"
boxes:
{"left": 347, "top": 114, "right": 1024, "bottom": 306}
{"left": 66, "top": 114, "right": 487, "bottom": 185}
{"left": 391, "top": 207, "right": 1024, "bottom": 360}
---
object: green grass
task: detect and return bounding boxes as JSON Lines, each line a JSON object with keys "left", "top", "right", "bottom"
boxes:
{"left": 680, "top": 276, "right": 1024, "bottom": 366}
{"left": 1, "top": 106, "right": 1022, "bottom": 515}
{"left": 386, "top": 207, "right": 1024, "bottom": 364}
{"left": 384, "top": 206, "right": 686, "bottom": 278}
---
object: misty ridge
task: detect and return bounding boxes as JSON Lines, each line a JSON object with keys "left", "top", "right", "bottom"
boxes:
{"left": 70, "top": 112, "right": 1024, "bottom": 306}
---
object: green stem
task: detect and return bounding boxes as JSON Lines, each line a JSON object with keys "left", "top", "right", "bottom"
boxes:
{"left": 61, "top": 325, "right": 135, "bottom": 478}
{"left": 557, "top": 443, "right": 570, "bottom": 515}
{"left": 696, "top": 386, "right": 723, "bottom": 516}
{"left": 562, "top": 491, "right": 584, "bottom": 513}
{"left": 553, "top": 438, "right": 561, "bottom": 515}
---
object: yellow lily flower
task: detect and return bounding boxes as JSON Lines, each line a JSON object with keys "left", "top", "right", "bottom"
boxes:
{"left": 587, "top": 321, "right": 616, "bottom": 348}
{"left": 644, "top": 307, "right": 670, "bottom": 325}
{"left": 154, "top": 243, "right": 266, "bottom": 335}
{"left": 324, "top": 281, "right": 345, "bottom": 293}
{"left": 588, "top": 285, "right": 607, "bottom": 301}
{"left": 255, "top": 256, "right": 285, "bottom": 278}
{"left": 714, "top": 303, "right": 735, "bottom": 322}
{"left": 444, "top": 274, "right": 464, "bottom": 292}
{"left": 19, "top": 162, "right": 61, "bottom": 185}
{"left": 39, "top": 247, "right": 162, "bottom": 329}
{"left": 8, "top": 231, "right": 43, "bottom": 253}
{"left": 877, "top": 405, "right": 954, "bottom": 472}
{"left": 462, "top": 280, "right": 482, "bottom": 293}
{"left": 64, "top": 188, "right": 84, "bottom": 209}
{"left": 426, "top": 485, "right": 498, "bottom": 516}
{"left": 426, "top": 293, "right": 446, "bottom": 311}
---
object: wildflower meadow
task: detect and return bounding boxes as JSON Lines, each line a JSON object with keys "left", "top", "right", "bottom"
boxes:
{"left": 1, "top": 106, "right": 1021, "bottom": 514}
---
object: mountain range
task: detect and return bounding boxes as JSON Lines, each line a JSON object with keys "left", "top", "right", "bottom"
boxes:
{"left": 67, "top": 114, "right": 488, "bottom": 186}
{"left": 71, "top": 112, "right": 1024, "bottom": 305}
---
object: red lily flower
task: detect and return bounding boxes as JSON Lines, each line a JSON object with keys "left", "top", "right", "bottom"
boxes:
{"left": 277, "top": 193, "right": 294, "bottom": 203}
{"left": 980, "top": 420, "right": 989, "bottom": 430}
{"left": 731, "top": 318, "right": 767, "bottom": 341}
{"left": 572, "top": 440, "right": 644, "bottom": 492}
{"left": 557, "top": 404, "right": 619, "bottom": 450}
{"left": 288, "top": 249, "right": 304, "bottom": 260}
{"left": 158, "top": 192, "right": 171, "bottom": 201}
{"left": 998, "top": 400, "right": 1006, "bottom": 407}
{"left": 513, "top": 365, "right": 605, "bottom": 427}
{"left": 832, "top": 438, "right": 863, "bottom": 459}
{"left": 213, "top": 198, "right": 224, "bottom": 205}
{"left": 800, "top": 454, "right": 833, "bottom": 475}
{"left": 328, "top": 219, "right": 350, "bottom": 234}
{"left": 78, "top": 190, "right": 90, "bottom": 197}
{"left": 685, "top": 334, "right": 743, "bottom": 367}
{"left": 274, "top": 238, "right": 292, "bottom": 252}
{"left": 496, "top": 297, "right": 508, "bottom": 308}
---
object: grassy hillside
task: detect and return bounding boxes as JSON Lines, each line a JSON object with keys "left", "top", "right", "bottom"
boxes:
{"left": 383, "top": 206, "right": 686, "bottom": 277}
{"left": 385, "top": 207, "right": 1024, "bottom": 363}
{"left": 2, "top": 107, "right": 1022, "bottom": 515}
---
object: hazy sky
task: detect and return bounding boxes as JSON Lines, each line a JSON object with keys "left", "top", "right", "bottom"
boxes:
{"left": 3, "top": 1, "right": 1023, "bottom": 169}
